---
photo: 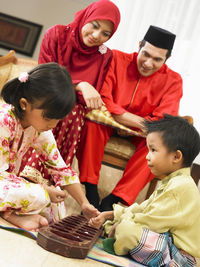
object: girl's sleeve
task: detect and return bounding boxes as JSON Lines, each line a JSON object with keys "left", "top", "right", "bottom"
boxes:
{"left": 0, "top": 117, "right": 12, "bottom": 172}
{"left": 0, "top": 111, "right": 23, "bottom": 180}
{"left": 32, "top": 130, "right": 80, "bottom": 186}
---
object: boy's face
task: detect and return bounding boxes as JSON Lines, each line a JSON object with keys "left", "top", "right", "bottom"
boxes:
{"left": 146, "top": 132, "right": 176, "bottom": 179}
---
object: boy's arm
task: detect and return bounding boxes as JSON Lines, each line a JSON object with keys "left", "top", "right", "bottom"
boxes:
{"left": 89, "top": 211, "right": 114, "bottom": 229}
{"left": 111, "top": 179, "right": 200, "bottom": 256}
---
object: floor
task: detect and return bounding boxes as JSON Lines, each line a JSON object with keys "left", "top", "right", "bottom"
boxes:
{"left": 0, "top": 159, "right": 199, "bottom": 266}
{"left": 0, "top": 219, "right": 108, "bottom": 267}
{"left": 0, "top": 160, "right": 150, "bottom": 267}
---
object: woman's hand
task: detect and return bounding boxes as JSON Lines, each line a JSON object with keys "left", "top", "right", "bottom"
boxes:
{"left": 75, "top": 82, "right": 104, "bottom": 109}
{"left": 45, "top": 185, "right": 66, "bottom": 203}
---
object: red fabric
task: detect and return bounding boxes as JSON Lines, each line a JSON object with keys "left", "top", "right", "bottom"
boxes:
{"left": 77, "top": 50, "right": 183, "bottom": 205}
{"left": 38, "top": 0, "right": 120, "bottom": 92}
{"left": 53, "top": 104, "right": 86, "bottom": 164}
{"left": 20, "top": 0, "right": 120, "bottom": 170}
{"left": 77, "top": 121, "right": 154, "bottom": 205}
{"left": 101, "top": 50, "right": 183, "bottom": 119}
{"left": 19, "top": 104, "right": 86, "bottom": 176}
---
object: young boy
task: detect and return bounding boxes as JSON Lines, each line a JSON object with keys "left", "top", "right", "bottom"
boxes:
{"left": 89, "top": 114, "right": 200, "bottom": 266}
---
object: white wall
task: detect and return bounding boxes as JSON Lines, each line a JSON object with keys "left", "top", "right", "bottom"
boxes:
{"left": 0, "top": 0, "right": 96, "bottom": 59}
{"left": 106, "top": 0, "right": 200, "bottom": 135}
{"left": 1, "top": 0, "right": 199, "bottom": 135}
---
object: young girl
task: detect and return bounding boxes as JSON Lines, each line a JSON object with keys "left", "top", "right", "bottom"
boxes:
{"left": 19, "top": 1, "right": 121, "bottom": 198}
{"left": 0, "top": 62, "right": 98, "bottom": 231}
{"left": 89, "top": 115, "right": 200, "bottom": 266}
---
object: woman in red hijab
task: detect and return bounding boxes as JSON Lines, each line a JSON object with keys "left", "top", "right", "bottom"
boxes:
{"left": 20, "top": 1, "right": 120, "bottom": 181}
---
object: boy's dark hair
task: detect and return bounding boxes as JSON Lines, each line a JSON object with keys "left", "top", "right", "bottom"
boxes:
{"left": 140, "top": 39, "right": 171, "bottom": 59}
{"left": 1, "top": 62, "right": 75, "bottom": 120}
{"left": 144, "top": 114, "right": 200, "bottom": 167}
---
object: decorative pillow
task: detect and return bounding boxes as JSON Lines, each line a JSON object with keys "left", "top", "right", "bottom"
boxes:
{"left": 86, "top": 105, "right": 145, "bottom": 137}
{"left": 104, "top": 136, "right": 136, "bottom": 160}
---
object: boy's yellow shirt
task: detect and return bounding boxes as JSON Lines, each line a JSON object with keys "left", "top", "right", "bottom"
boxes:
{"left": 104, "top": 168, "right": 200, "bottom": 257}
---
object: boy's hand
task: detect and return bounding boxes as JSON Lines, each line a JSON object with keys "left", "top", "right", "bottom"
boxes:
{"left": 88, "top": 213, "right": 106, "bottom": 229}
{"left": 45, "top": 185, "right": 66, "bottom": 203}
{"left": 89, "top": 210, "right": 115, "bottom": 229}
{"left": 81, "top": 202, "right": 100, "bottom": 220}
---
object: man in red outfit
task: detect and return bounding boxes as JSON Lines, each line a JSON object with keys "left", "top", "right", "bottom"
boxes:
{"left": 76, "top": 25, "right": 183, "bottom": 211}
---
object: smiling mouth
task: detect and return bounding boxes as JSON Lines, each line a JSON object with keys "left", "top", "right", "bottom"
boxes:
{"left": 141, "top": 66, "right": 151, "bottom": 72}
{"left": 148, "top": 164, "right": 153, "bottom": 168}
{"left": 88, "top": 37, "right": 96, "bottom": 44}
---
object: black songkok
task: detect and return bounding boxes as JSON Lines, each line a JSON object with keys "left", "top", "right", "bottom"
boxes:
{"left": 144, "top": 25, "right": 176, "bottom": 50}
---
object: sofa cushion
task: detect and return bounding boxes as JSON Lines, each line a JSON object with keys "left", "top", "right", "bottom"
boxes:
{"left": 104, "top": 136, "right": 136, "bottom": 161}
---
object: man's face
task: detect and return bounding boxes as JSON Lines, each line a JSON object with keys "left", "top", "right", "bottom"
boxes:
{"left": 137, "top": 41, "right": 168, "bottom": 77}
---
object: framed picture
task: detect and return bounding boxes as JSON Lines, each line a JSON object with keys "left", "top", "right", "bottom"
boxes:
{"left": 0, "top": 13, "right": 43, "bottom": 57}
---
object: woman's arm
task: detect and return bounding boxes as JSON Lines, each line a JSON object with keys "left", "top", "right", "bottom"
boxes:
{"left": 75, "top": 82, "right": 104, "bottom": 109}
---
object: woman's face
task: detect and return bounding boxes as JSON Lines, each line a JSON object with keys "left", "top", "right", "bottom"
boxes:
{"left": 81, "top": 19, "right": 113, "bottom": 47}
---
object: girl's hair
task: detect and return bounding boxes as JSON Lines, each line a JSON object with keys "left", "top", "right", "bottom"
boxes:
{"left": 144, "top": 114, "right": 200, "bottom": 167}
{"left": 1, "top": 62, "right": 75, "bottom": 120}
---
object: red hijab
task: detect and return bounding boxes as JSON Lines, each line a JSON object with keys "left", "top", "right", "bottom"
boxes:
{"left": 69, "top": 0, "right": 120, "bottom": 54}
{"left": 39, "top": 0, "right": 120, "bottom": 91}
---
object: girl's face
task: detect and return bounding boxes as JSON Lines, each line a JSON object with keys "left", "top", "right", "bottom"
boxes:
{"left": 146, "top": 132, "right": 177, "bottom": 179}
{"left": 19, "top": 98, "right": 59, "bottom": 132}
{"left": 81, "top": 19, "right": 113, "bottom": 47}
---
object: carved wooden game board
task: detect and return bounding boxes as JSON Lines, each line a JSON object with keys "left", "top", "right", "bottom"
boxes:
{"left": 37, "top": 215, "right": 102, "bottom": 259}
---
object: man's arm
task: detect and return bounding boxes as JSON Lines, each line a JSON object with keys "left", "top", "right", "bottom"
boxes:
{"left": 113, "top": 112, "right": 145, "bottom": 131}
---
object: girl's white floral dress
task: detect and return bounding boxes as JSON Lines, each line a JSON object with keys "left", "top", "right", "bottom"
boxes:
{"left": 0, "top": 103, "right": 79, "bottom": 221}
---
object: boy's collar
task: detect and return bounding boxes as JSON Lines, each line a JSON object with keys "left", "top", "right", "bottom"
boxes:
{"left": 161, "top": 167, "right": 190, "bottom": 184}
